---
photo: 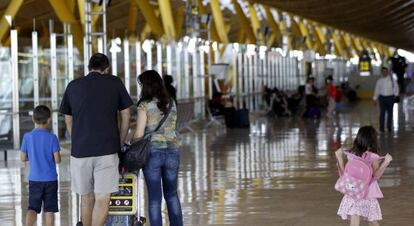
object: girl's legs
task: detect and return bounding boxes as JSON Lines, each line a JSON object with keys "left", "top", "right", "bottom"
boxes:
{"left": 369, "top": 221, "right": 380, "bottom": 226}
{"left": 350, "top": 215, "right": 360, "bottom": 226}
{"left": 162, "top": 148, "right": 183, "bottom": 226}
{"left": 143, "top": 150, "right": 164, "bottom": 226}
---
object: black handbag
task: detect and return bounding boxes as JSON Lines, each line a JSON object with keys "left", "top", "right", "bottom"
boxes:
{"left": 119, "top": 102, "right": 172, "bottom": 172}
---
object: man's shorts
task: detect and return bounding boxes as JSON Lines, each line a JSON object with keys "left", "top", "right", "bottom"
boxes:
{"left": 28, "top": 181, "right": 59, "bottom": 213}
{"left": 70, "top": 154, "right": 119, "bottom": 195}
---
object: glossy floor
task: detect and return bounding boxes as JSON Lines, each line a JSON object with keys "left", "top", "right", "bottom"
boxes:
{"left": 1, "top": 101, "right": 414, "bottom": 226}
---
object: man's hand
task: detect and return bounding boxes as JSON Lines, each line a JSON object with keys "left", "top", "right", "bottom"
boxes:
{"left": 119, "top": 108, "right": 131, "bottom": 145}
{"left": 64, "top": 115, "right": 73, "bottom": 136}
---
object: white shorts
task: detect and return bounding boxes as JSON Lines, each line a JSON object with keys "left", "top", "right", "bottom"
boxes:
{"left": 70, "top": 154, "right": 119, "bottom": 195}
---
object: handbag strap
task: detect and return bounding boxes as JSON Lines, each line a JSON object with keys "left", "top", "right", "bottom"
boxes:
{"left": 140, "top": 100, "right": 173, "bottom": 138}
{"left": 152, "top": 102, "right": 173, "bottom": 133}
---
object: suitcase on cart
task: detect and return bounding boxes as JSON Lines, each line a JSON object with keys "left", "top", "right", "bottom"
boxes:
{"left": 76, "top": 172, "right": 146, "bottom": 226}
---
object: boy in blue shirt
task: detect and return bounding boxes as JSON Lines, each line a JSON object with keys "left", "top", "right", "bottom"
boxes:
{"left": 20, "top": 105, "right": 61, "bottom": 226}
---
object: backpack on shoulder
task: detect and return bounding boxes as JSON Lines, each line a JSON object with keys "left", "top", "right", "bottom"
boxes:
{"left": 334, "top": 151, "right": 375, "bottom": 200}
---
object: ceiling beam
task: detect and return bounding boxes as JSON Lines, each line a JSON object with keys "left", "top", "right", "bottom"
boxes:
{"left": 264, "top": 7, "right": 282, "bottom": 47}
{"left": 158, "top": 0, "right": 176, "bottom": 40}
{"left": 298, "top": 19, "right": 314, "bottom": 51}
{"left": 135, "top": 0, "right": 164, "bottom": 38}
{"left": 0, "top": 0, "right": 24, "bottom": 44}
{"left": 232, "top": 0, "right": 255, "bottom": 44}
{"left": 248, "top": 3, "right": 263, "bottom": 44}
{"left": 211, "top": 0, "right": 229, "bottom": 44}
{"left": 48, "top": 0, "right": 83, "bottom": 51}
{"left": 174, "top": 5, "right": 185, "bottom": 40}
{"left": 128, "top": 0, "right": 138, "bottom": 35}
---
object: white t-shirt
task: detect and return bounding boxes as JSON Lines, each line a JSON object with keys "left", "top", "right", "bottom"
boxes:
{"left": 373, "top": 76, "right": 399, "bottom": 100}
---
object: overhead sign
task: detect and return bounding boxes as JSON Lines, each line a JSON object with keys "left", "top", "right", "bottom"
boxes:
{"left": 359, "top": 50, "right": 371, "bottom": 76}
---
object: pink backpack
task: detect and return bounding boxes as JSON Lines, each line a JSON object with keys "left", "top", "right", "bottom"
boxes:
{"left": 334, "top": 151, "right": 378, "bottom": 199}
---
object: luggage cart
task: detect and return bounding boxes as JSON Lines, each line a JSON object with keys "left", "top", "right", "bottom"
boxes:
{"left": 105, "top": 171, "right": 146, "bottom": 226}
{"left": 76, "top": 171, "right": 146, "bottom": 226}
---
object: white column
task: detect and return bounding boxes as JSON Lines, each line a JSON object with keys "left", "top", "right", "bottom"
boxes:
{"left": 249, "top": 54, "right": 254, "bottom": 110}
{"left": 184, "top": 44, "right": 190, "bottom": 98}
{"left": 32, "top": 31, "right": 39, "bottom": 107}
{"left": 83, "top": 37, "right": 89, "bottom": 74}
{"left": 199, "top": 49, "right": 206, "bottom": 118}
{"left": 166, "top": 44, "right": 172, "bottom": 75}
{"left": 157, "top": 42, "right": 162, "bottom": 74}
{"left": 67, "top": 34, "right": 74, "bottom": 82}
{"left": 135, "top": 41, "right": 142, "bottom": 98}
{"left": 111, "top": 39, "right": 118, "bottom": 75}
{"left": 98, "top": 37, "right": 104, "bottom": 53}
{"left": 146, "top": 43, "right": 152, "bottom": 70}
{"left": 253, "top": 53, "right": 258, "bottom": 110}
{"left": 124, "top": 38, "right": 130, "bottom": 93}
{"left": 232, "top": 48, "right": 238, "bottom": 95}
{"left": 237, "top": 52, "right": 243, "bottom": 108}
{"left": 266, "top": 52, "right": 273, "bottom": 88}
{"left": 176, "top": 43, "right": 182, "bottom": 99}
{"left": 11, "top": 30, "right": 20, "bottom": 149}
{"left": 50, "top": 33, "right": 59, "bottom": 137}
{"left": 192, "top": 50, "right": 198, "bottom": 98}
{"left": 199, "top": 49, "right": 205, "bottom": 97}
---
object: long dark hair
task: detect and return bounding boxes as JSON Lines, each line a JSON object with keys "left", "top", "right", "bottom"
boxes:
{"left": 351, "top": 126, "right": 379, "bottom": 156}
{"left": 138, "top": 70, "right": 171, "bottom": 114}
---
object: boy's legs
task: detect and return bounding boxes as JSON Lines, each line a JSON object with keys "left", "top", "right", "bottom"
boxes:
{"left": 43, "top": 181, "right": 59, "bottom": 226}
{"left": 45, "top": 212, "right": 55, "bottom": 226}
{"left": 26, "top": 181, "right": 42, "bottom": 226}
{"left": 350, "top": 215, "right": 360, "bottom": 226}
{"left": 25, "top": 210, "right": 37, "bottom": 226}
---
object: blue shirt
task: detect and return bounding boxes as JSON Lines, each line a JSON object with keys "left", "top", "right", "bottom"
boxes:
{"left": 21, "top": 128, "right": 60, "bottom": 182}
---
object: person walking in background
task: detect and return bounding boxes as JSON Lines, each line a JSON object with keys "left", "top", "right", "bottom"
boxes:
{"left": 21, "top": 105, "right": 61, "bottom": 226}
{"left": 335, "top": 126, "right": 392, "bottom": 226}
{"left": 326, "top": 75, "right": 337, "bottom": 118}
{"left": 373, "top": 65, "right": 399, "bottom": 133}
{"left": 60, "top": 53, "right": 133, "bottom": 226}
{"left": 391, "top": 52, "right": 407, "bottom": 94}
{"left": 405, "top": 74, "right": 414, "bottom": 96}
{"left": 163, "top": 74, "right": 177, "bottom": 103}
{"left": 133, "top": 70, "right": 183, "bottom": 226}
{"left": 305, "top": 77, "right": 320, "bottom": 118}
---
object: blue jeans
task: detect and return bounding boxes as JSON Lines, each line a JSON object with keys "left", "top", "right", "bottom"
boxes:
{"left": 143, "top": 147, "right": 183, "bottom": 226}
{"left": 379, "top": 95, "right": 394, "bottom": 131}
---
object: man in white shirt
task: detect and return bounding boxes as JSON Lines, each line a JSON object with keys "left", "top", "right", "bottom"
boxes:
{"left": 373, "top": 65, "right": 399, "bottom": 132}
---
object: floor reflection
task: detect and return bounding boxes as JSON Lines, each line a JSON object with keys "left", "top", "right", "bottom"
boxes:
{"left": 1, "top": 101, "right": 414, "bottom": 225}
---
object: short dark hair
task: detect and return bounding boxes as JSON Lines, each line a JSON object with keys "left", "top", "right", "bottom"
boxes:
{"left": 88, "top": 53, "right": 110, "bottom": 71}
{"left": 33, "top": 105, "right": 51, "bottom": 125}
